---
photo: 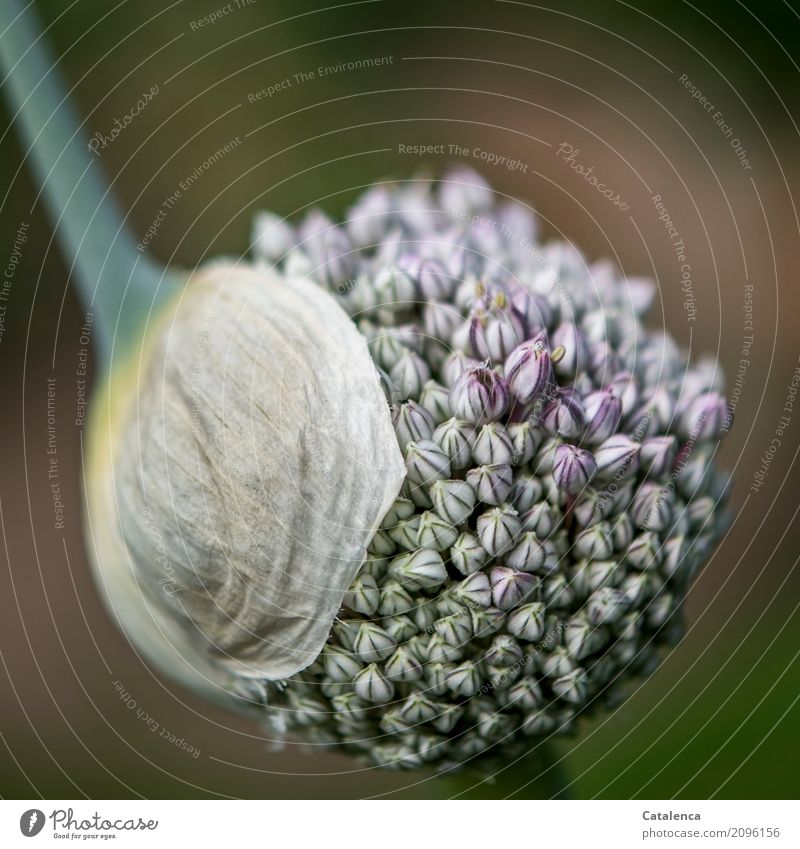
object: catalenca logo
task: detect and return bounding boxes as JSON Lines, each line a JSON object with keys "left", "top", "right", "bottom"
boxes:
{"left": 19, "top": 809, "right": 45, "bottom": 837}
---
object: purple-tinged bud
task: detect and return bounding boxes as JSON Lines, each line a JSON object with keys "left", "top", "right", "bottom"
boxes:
{"left": 392, "top": 400, "right": 434, "bottom": 447}
{"left": 507, "top": 676, "right": 544, "bottom": 710}
{"left": 442, "top": 351, "right": 480, "bottom": 387}
{"left": 449, "top": 366, "right": 509, "bottom": 423}
{"left": 507, "top": 421, "right": 540, "bottom": 466}
{"left": 504, "top": 341, "right": 553, "bottom": 404}
{"left": 686, "top": 495, "right": 716, "bottom": 533}
{"left": 583, "top": 389, "right": 622, "bottom": 444}
{"left": 676, "top": 448, "right": 713, "bottom": 498}
{"left": 432, "top": 417, "right": 474, "bottom": 470}
{"left": 540, "top": 389, "right": 585, "bottom": 439}
{"left": 390, "top": 351, "right": 430, "bottom": 400}
{"left": 571, "top": 490, "right": 610, "bottom": 529}
{"left": 450, "top": 531, "right": 487, "bottom": 576}
{"left": 631, "top": 482, "right": 673, "bottom": 532}
{"left": 679, "top": 391, "right": 730, "bottom": 441}
{"left": 404, "top": 439, "right": 451, "bottom": 486}
{"left": 416, "top": 511, "right": 459, "bottom": 552}
{"left": 466, "top": 463, "right": 514, "bottom": 505}
{"left": 588, "top": 340, "right": 622, "bottom": 384}
{"left": 430, "top": 479, "right": 476, "bottom": 526}
{"left": 344, "top": 185, "right": 392, "bottom": 247}
{"left": 373, "top": 266, "right": 416, "bottom": 312}
{"left": 490, "top": 566, "right": 538, "bottom": 611}
{"left": 552, "top": 670, "right": 588, "bottom": 705}
{"left": 593, "top": 434, "right": 640, "bottom": 481}
{"left": 419, "top": 380, "right": 451, "bottom": 425}
{"left": 551, "top": 321, "right": 589, "bottom": 378}
{"left": 552, "top": 444, "right": 597, "bottom": 495}
{"left": 477, "top": 505, "right": 522, "bottom": 556}
{"left": 506, "top": 532, "right": 551, "bottom": 572}
{"left": 640, "top": 435, "right": 677, "bottom": 478}
{"left": 369, "top": 333, "right": 410, "bottom": 371}
{"left": 472, "top": 422, "right": 514, "bottom": 465}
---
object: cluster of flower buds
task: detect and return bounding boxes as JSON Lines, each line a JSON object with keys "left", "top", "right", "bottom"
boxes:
{"left": 252, "top": 168, "right": 732, "bottom": 772}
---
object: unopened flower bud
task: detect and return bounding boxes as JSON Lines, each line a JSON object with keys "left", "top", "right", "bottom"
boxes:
{"left": 392, "top": 400, "right": 434, "bottom": 446}
{"left": 323, "top": 646, "right": 363, "bottom": 683}
{"left": 390, "top": 351, "right": 431, "bottom": 400}
{"left": 507, "top": 421, "right": 540, "bottom": 465}
{"left": 353, "top": 663, "right": 395, "bottom": 703}
{"left": 504, "top": 341, "right": 553, "bottom": 404}
{"left": 419, "top": 380, "right": 451, "bottom": 424}
{"left": 679, "top": 391, "right": 730, "bottom": 441}
{"left": 505, "top": 531, "right": 550, "bottom": 572}
{"left": 430, "top": 479, "right": 476, "bottom": 526}
{"left": 388, "top": 548, "right": 448, "bottom": 590}
{"left": 353, "top": 622, "right": 396, "bottom": 662}
{"left": 416, "top": 511, "right": 459, "bottom": 551}
{"left": 510, "top": 476, "right": 544, "bottom": 513}
{"left": 587, "top": 587, "right": 629, "bottom": 625}
{"left": 490, "top": 566, "right": 537, "bottom": 610}
{"left": 551, "top": 322, "right": 589, "bottom": 378}
{"left": 433, "top": 417, "right": 474, "bottom": 470}
{"left": 631, "top": 482, "right": 673, "bottom": 532}
{"left": 404, "top": 439, "right": 451, "bottom": 486}
{"left": 583, "top": 389, "right": 622, "bottom": 444}
{"left": 506, "top": 602, "right": 546, "bottom": 641}
{"left": 449, "top": 366, "right": 508, "bottom": 423}
{"left": 451, "top": 571, "right": 492, "bottom": 609}
{"left": 593, "top": 434, "right": 640, "bottom": 481}
{"left": 450, "top": 531, "right": 488, "bottom": 576}
{"left": 541, "top": 389, "right": 585, "bottom": 439}
{"left": 343, "top": 573, "right": 380, "bottom": 616}
{"left": 477, "top": 505, "right": 522, "bottom": 555}
{"left": 574, "top": 522, "right": 614, "bottom": 560}
{"left": 472, "top": 422, "right": 514, "bottom": 465}
{"left": 467, "top": 463, "right": 514, "bottom": 505}
{"left": 552, "top": 444, "right": 597, "bottom": 494}
{"left": 640, "top": 435, "right": 677, "bottom": 478}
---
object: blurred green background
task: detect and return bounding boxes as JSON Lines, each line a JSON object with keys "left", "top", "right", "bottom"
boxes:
{"left": 0, "top": 0, "right": 798, "bottom": 798}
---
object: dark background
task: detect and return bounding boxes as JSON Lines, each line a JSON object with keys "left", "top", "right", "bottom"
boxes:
{"left": 0, "top": 0, "right": 798, "bottom": 798}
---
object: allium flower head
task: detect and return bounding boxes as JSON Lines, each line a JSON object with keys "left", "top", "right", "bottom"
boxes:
{"left": 241, "top": 169, "right": 735, "bottom": 771}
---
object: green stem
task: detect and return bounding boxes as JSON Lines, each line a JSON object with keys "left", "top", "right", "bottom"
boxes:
{"left": 0, "top": 0, "right": 181, "bottom": 366}
{"left": 441, "top": 743, "right": 573, "bottom": 799}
